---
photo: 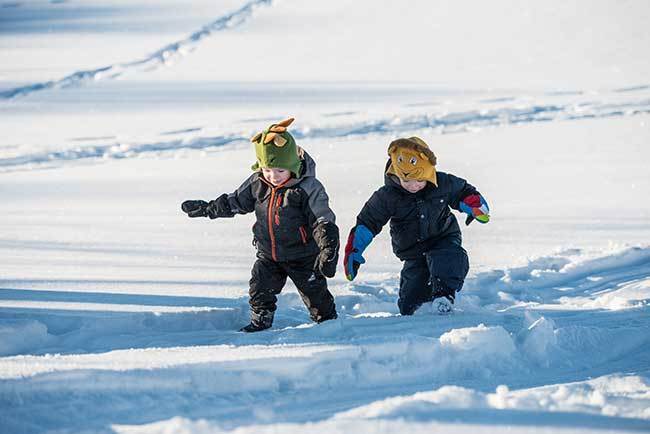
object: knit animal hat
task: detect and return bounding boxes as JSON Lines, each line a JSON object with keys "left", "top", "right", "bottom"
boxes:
{"left": 386, "top": 136, "right": 438, "bottom": 186}
{"left": 250, "top": 117, "right": 302, "bottom": 177}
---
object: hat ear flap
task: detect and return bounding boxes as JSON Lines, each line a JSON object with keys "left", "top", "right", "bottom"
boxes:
{"left": 269, "top": 125, "right": 287, "bottom": 133}
{"left": 273, "top": 134, "right": 287, "bottom": 147}
{"left": 251, "top": 132, "right": 262, "bottom": 143}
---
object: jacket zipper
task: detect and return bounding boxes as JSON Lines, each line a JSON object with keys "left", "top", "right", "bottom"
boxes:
{"left": 274, "top": 194, "right": 283, "bottom": 226}
{"left": 264, "top": 178, "right": 290, "bottom": 261}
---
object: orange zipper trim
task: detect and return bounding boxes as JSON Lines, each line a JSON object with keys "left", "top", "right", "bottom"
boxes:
{"left": 267, "top": 188, "right": 276, "bottom": 260}
{"left": 263, "top": 178, "right": 290, "bottom": 261}
{"left": 274, "top": 194, "right": 283, "bottom": 226}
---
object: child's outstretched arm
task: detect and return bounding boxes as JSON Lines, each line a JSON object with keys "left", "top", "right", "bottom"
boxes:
{"left": 344, "top": 188, "right": 392, "bottom": 281}
{"left": 181, "top": 174, "right": 257, "bottom": 219}
{"left": 448, "top": 174, "right": 490, "bottom": 225}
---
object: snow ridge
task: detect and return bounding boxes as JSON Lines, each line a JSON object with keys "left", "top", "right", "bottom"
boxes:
{"left": 0, "top": 0, "right": 273, "bottom": 100}
{"left": 1, "top": 94, "right": 648, "bottom": 172}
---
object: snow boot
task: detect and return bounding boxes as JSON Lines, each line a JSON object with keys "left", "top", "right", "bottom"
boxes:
{"left": 315, "top": 310, "right": 338, "bottom": 323}
{"left": 239, "top": 322, "right": 271, "bottom": 333}
{"left": 240, "top": 310, "right": 274, "bottom": 333}
{"left": 432, "top": 277, "right": 456, "bottom": 315}
{"left": 435, "top": 297, "right": 454, "bottom": 314}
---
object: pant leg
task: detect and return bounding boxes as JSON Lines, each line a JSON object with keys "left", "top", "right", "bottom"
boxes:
{"left": 249, "top": 256, "right": 288, "bottom": 326}
{"left": 285, "top": 255, "right": 337, "bottom": 323}
{"left": 398, "top": 256, "right": 433, "bottom": 315}
{"left": 425, "top": 233, "right": 470, "bottom": 293}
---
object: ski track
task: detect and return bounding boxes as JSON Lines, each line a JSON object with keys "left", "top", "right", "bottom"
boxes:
{"left": 1, "top": 246, "right": 649, "bottom": 432}
{"left": 1, "top": 93, "right": 649, "bottom": 172}
{"left": 0, "top": 0, "right": 274, "bottom": 100}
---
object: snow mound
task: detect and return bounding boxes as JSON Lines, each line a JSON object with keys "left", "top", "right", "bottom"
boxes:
{"left": 559, "top": 277, "right": 650, "bottom": 310}
{"left": 114, "top": 374, "right": 650, "bottom": 433}
{"left": 440, "top": 323, "right": 515, "bottom": 356}
{"left": 334, "top": 386, "right": 485, "bottom": 420}
{"left": 0, "top": 301, "right": 246, "bottom": 357}
{"left": 488, "top": 375, "right": 650, "bottom": 421}
{"left": 467, "top": 245, "right": 650, "bottom": 310}
{"left": 334, "top": 375, "right": 650, "bottom": 424}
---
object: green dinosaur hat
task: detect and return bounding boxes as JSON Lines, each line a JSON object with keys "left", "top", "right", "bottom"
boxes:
{"left": 250, "top": 117, "right": 302, "bottom": 177}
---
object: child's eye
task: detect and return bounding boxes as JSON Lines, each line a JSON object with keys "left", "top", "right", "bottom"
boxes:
{"left": 410, "top": 157, "right": 417, "bottom": 165}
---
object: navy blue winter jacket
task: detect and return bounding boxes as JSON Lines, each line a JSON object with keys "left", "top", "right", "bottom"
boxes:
{"left": 356, "top": 162, "right": 478, "bottom": 260}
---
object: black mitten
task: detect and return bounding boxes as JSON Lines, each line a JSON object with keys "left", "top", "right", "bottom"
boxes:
{"left": 181, "top": 200, "right": 209, "bottom": 218}
{"left": 313, "top": 221, "right": 340, "bottom": 278}
{"left": 181, "top": 194, "right": 234, "bottom": 219}
{"left": 315, "top": 247, "right": 338, "bottom": 278}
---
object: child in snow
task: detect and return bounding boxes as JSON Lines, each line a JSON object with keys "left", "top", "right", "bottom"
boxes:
{"left": 343, "top": 137, "right": 489, "bottom": 315}
{"left": 181, "top": 118, "right": 339, "bottom": 332}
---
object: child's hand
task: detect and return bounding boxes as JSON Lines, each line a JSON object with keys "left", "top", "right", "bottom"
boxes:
{"left": 181, "top": 200, "right": 209, "bottom": 218}
{"left": 315, "top": 247, "right": 338, "bottom": 278}
{"left": 459, "top": 194, "right": 490, "bottom": 225}
{"left": 313, "top": 221, "right": 340, "bottom": 278}
{"left": 182, "top": 195, "right": 234, "bottom": 219}
{"left": 343, "top": 225, "right": 373, "bottom": 281}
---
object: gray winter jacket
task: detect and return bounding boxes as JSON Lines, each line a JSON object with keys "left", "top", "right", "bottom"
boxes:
{"left": 214, "top": 151, "right": 338, "bottom": 262}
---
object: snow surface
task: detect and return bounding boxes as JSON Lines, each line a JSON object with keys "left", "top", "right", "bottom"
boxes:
{"left": 1, "top": 1, "right": 650, "bottom": 433}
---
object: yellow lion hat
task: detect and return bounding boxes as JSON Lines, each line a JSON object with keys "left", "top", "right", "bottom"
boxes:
{"left": 386, "top": 136, "right": 437, "bottom": 186}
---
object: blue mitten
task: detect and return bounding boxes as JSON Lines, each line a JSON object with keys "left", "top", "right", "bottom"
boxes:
{"left": 343, "top": 225, "right": 373, "bottom": 281}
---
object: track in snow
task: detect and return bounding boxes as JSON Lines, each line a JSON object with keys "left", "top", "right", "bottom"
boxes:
{"left": 2, "top": 90, "right": 649, "bottom": 172}
{"left": 0, "top": 0, "right": 273, "bottom": 100}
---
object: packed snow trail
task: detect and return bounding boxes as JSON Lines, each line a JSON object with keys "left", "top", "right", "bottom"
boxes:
{"left": 0, "top": 0, "right": 273, "bottom": 100}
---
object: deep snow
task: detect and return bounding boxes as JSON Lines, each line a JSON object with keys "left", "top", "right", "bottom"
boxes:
{"left": 1, "top": 1, "right": 650, "bottom": 433}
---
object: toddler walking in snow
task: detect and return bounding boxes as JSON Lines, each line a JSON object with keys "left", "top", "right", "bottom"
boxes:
{"left": 181, "top": 118, "right": 339, "bottom": 332}
{"left": 343, "top": 137, "right": 490, "bottom": 315}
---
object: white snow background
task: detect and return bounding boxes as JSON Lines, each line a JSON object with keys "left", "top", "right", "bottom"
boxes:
{"left": 1, "top": 1, "right": 650, "bottom": 433}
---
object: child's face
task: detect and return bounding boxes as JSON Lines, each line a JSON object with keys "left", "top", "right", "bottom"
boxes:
{"left": 262, "top": 167, "right": 291, "bottom": 186}
{"left": 399, "top": 178, "right": 427, "bottom": 193}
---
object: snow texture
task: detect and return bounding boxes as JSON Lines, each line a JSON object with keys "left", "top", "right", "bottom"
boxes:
{"left": 1, "top": 1, "right": 650, "bottom": 433}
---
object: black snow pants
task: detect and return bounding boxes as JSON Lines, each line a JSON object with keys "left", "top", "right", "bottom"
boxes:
{"left": 398, "top": 233, "right": 469, "bottom": 316}
{"left": 249, "top": 253, "right": 337, "bottom": 327}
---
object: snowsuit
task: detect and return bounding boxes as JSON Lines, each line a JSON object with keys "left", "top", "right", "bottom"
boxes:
{"left": 210, "top": 151, "right": 338, "bottom": 326}
{"left": 355, "top": 162, "right": 476, "bottom": 315}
